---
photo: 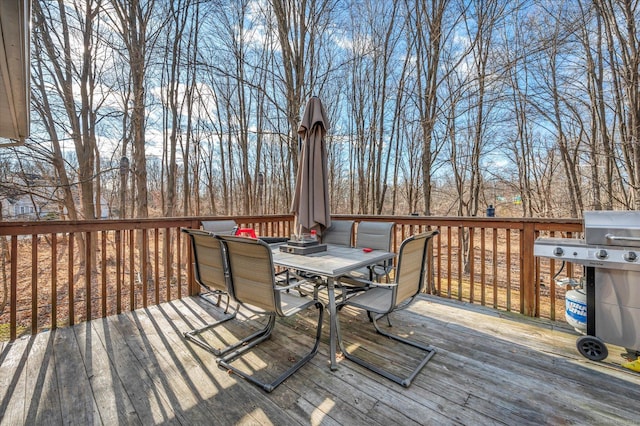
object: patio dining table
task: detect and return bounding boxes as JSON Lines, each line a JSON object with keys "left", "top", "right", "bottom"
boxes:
{"left": 270, "top": 243, "right": 396, "bottom": 370}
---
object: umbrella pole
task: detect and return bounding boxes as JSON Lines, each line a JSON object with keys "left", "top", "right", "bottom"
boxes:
{"left": 292, "top": 219, "right": 301, "bottom": 241}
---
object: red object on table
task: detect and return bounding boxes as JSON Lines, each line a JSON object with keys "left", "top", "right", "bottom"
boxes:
{"left": 362, "top": 248, "right": 373, "bottom": 253}
{"left": 236, "top": 228, "right": 257, "bottom": 238}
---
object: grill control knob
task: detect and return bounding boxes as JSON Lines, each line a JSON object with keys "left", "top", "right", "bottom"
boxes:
{"left": 624, "top": 251, "right": 638, "bottom": 262}
{"left": 553, "top": 247, "right": 564, "bottom": 257}
{"left": 596, "top": 249, "right": 608, "bottom": 260}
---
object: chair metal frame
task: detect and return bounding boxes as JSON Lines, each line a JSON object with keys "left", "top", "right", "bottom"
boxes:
{"left": 215, "top": 235, "right": 324, "bottom": 393}
{"left": 336, "top": 230, "right": 439, "bottom": 387}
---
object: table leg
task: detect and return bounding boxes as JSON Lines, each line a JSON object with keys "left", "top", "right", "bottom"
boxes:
{"left": 327, "top": 278, "right": 338, "bottom": 371}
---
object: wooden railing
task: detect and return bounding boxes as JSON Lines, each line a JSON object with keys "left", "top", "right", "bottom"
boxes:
{"left": 0, "top": 214, "right": 582, "bottom": 341}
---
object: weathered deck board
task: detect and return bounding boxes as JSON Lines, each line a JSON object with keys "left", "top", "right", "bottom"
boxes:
{"left": 1, "top": 294, "right": 639, "bottom": 425}
{"left": 24, "top": 331, "right": 61, "bottom": 425}
{"left": 0, "top": 332, "right": 29, "bottom": 425}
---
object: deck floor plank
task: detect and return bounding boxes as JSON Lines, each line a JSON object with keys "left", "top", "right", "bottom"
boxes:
{"left": 105, "top": 306, "right": 260, "bottom": 425}
{"left": 1, "top": 294, "right": 639, "bottom": 425}
{"left": 0, "top": 337, "right": 30, "bottom": 425}
{"left": 23, "top": 331, "right": 62, "bottom": 425}
{"left": 275, "top": 319, "right": 416, "bottom": 426}
{"left": 52, "top": 325, "right": 102, "bottom": 425}
{"left": 408, "top": 298, "right": 640, "bottom": 423}
{"left": 78, "top": 319, "right": 145, "bottom": 425}
{"left": 89, "top": 311, "right": 184, "bottom": 425}
{"left": 160, "top": 298, "right": 329, "bottom": 425}
{"left": 140, "top": 301, "right": 304, "bottom": 425}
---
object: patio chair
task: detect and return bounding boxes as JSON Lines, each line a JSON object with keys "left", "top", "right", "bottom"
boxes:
{"left": 201, "top": 219, "right": 238, "bottom": 235}
{"left": 181, "top": 228, "right": 243, "bottom": 356}
{"left": 336, "top": 230, "right": 439, "bottom": 387}
{"left": 339, "top": 221, "right": 395, "bottom": 289}
{"left": 321, "top": 220, "right": 355, "bottom": 246}
{"left": 356, "top": 221, "right": 395, "bottom": 280}
{"left": 215, "top": 235, "right": 324, "bottom": 393}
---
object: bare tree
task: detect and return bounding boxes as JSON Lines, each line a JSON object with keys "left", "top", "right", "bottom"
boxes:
{"left": 31, "top": 0, "right": 112, "bottom": 271}
{"left": 269, "top": 0, "right": 337, "bottom": 209}
{"left": 161, "top": 2, "right": 183, "bottom": 217}
{"left": 108, "top": 0, "right": 158, "bottom": 219}
{"left": 406, "top": 0, "right": 454, "bottom": 216}
{"left": 501, "top": 7, "right": 557, "bottom": 217}
{"left": 20, "top": 0, "right": 640, "bottom": 224}
{"left": 32, "top": 0, "right": 102, "bottom": 222}
{"left": 595, "top": 0, "right": 640, "bottom": 209}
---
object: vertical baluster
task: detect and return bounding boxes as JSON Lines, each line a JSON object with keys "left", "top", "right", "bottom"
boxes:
{"left": 32, "top": 234, "right": 38, "bottom": 335}
{"left": 154, "top": 228, "right": 159, "bottom": 305}
{"left": 101, "top": 230, "right": 107, "bottom": 317}
{"left": 116, "top": 229, "right": 122, "bottom": 314}
{"left": 492, "top": 228, "right": 498, "bottom": 309}
{"left": 69, "top": 233, "right": 75, "bottom": 326}
{"left": 85, "top": 231, "right": 92, "bottom": 321}
{"left": 51, "top": 233, "right": 57, "bottom": 329}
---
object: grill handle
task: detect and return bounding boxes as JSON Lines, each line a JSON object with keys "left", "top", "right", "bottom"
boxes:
{"left": 605, "top": 233, "right": 640, "bottom": 243}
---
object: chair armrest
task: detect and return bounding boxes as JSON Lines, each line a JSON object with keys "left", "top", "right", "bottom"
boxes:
{"left": 371, "top": 264, "right": 393, "bottom": 275}
{"left": 274, "top": 280, "right": 314, "bottom": 292}
{"left": 337, "top": 275, "right": 370, "bottom": 287}
{"left": 337, "top": 276, "right": 397, "bottom": 289}
{"left": 368, "top": 282, "right": 397, "bottom": 289}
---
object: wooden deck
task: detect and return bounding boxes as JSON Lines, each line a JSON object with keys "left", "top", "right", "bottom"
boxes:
{"left": 1, "top": 294, "right": 639, "bottom": 425}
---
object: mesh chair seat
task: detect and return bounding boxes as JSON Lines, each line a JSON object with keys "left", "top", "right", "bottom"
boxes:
{"left": 278, "top": 291, "right": 318, "bottom": 316}
{"left": 343, "top": 286, "right": 394, "bottom": 313}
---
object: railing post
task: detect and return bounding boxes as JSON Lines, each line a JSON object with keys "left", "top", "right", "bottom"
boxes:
{"left": 521, "top": 222, "right": 536, "bottom": 316}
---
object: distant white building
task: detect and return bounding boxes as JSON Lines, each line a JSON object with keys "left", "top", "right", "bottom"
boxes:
{"left": 3, "top": 195, "right": 56, "bottom": 219}
{"left": 0, "top": 173, "right": 110, "bottom": 220}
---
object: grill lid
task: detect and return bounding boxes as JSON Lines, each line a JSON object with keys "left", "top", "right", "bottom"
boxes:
{"left": 584, "top": 211, "right": 640, "bottom": 247}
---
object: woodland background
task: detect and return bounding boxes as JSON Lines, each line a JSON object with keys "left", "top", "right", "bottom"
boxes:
{"left": 2, "top": 0, "right": 640, "bottom": 221}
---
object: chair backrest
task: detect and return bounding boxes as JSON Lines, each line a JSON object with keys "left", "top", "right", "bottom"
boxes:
{"left": 321, "top": 220, "right": 354, "bottom": 246}
{"left": 393, "top": 230, "right": 439, "bottom": 307}
{"left": 182, "top": 228, "right": 227, "bottom": 293}
{"left": 216, "top": 235, "right": 278, "bottom": 313}
{"left": 355, "top": 221, "right": 394, "bottom": 251}
{"left": 356, "top": 222, "right": 395, "bottom": 272}
{"left": 201, "top": 219, "right": 237, "bottom": 235}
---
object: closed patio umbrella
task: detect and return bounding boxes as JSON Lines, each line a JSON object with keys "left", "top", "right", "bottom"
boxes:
{"left": 291, "top": 96, "right": 331, "bottom": 236}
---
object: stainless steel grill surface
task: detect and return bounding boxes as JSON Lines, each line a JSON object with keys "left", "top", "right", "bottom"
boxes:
{"left": 533, "top": 237, "right": 640, "bottom": 272}
{"left": 534, "top": 211, "right": 640, "bottom": 361}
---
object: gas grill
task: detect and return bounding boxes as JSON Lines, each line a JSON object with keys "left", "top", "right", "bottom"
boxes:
{"left": 534, "top": 211, "right": 640, "bottom": 361}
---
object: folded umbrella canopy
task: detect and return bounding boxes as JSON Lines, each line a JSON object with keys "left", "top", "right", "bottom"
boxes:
{"left": 291, "top": 96, "right": 331, "bottom": 236}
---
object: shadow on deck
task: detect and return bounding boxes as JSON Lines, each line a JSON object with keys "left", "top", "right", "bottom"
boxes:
{"left": 1, "top": 295, "right": 639, "bottom": 425}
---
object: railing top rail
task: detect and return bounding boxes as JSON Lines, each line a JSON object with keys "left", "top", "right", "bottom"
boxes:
{"left": 0, "top": 214, "right": 583, "bottom": 236}
{"left": 332, "top": 214, "right": 583, "bottom": 231}
{"left": 0, "top": 214, "right": 294, "bottom": 236}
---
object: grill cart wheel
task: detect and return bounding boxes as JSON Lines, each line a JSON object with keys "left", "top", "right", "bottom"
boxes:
{"left": 577, "top": 335, "right": 609, "bottom": 361}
